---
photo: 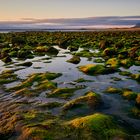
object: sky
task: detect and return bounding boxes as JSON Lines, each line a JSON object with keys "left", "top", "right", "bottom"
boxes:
{"left": 0, "top": 0, "right": 140, "bottom": 20}
{"left": 0, "top": 0, "right": 140, "bottom": 29}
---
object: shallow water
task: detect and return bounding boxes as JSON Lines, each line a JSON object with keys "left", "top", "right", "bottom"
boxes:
{"left": 0, "top": 45, "right": 140, "bottom": 131}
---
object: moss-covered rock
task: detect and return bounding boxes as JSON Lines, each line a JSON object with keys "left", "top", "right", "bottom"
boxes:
{"left": 106, "top": 58, "right": 120, "bottom": 68}
{"left": 120, "top": 59, "right": 133, "bottom": 68}
{"left": 67, "top": 56, "right": 81, "bottom": 64}
{"left": 78, "top": 64, "right": 117, "bottom": 75}
{"left": 38, "top": 102, "right": 63, "bottom": 109}
{"left": 47, "top": 87, "right": 81, "bottom": 99}
{"left": 62, "top": 91, "right": 101, "bottom": 111}
{"left": 68, "top": 113, "right": 130, "bottom": 140}
{"left": 104, "top": 87, "right": 122, "bottom": 94}
{"left": 99, "top": 40, "right": 109, "bottom": 50}
{"left": 131, "top": 107, "right": 140, "bottom": 118}
{"left": 0, "top": 70, "right": 18, "bottom": 84}
{"left": 119, "top": 71, "right": 132, "bottom": 76}
{"left": 35, "top": 80, "right": 57, "bottom": 92}
{"left": 17, "top": 49, "right": 33, "bottom": 59}
{"left": 102, "top": 48, "right": 117, "bottom": 57}
{"left": 122, "top": 89, "right": 137, "bottom": 100}
{"left": 136, "top": 94, "right": 140, "bottom": 108}
{"left": 94, "top": 58, "right": 104, "bottom": 63}
{"left": 74, "top": 78, "right": 93, "bottom": 83}
{"left": 2, "top": 56, "right": 12, "bottom": 63}
{"left": 8, "top": 72, "right": 61, "bottom": 97}
{"left": 14, "top": 88, "right": 35, "bottom": 97}
{"left": 74, "top": 50, "right": 93, "bottom": 58}
{"left": 16, "top": 62, "right": 33, "bottom": 67}
{"left": 35, "top": 46, "right": 59, "bottom": 55}
{"left": 68, "top": 46, "right": 79, "bottom": 52}
{"left": 131, "top": 74, "right": 140, "bottom": 82}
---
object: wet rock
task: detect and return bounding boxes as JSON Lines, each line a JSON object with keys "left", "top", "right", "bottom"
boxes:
{"left": 78, "top": 64, "right": 118, "bottom": 75}
{"left": 17, "top": 49, "right": 33, "bottom": 59}
{"left": 94, "top": 58, "right": 105, "bottom": 63}
{"left": 62, "top": 91, "right": 101, "bottom": 111}
{"left": 131, "top": 74, "right": 140, "bottom": 82}
{"left": 45, "top": 47, "right": 59, "bottom": 55}
{"left": 68, "top": 113, "right": 130, "bottom": 140}
{"left": 106, "top": 58, "right": 120, "bottom": 68}
{"left": 104, "top": 87, "right": 122, "bottom": 94}
{"left": 99, "top": 40, "right": 109, "bottom": 50}
{"left": 68, "top": 46, "right": 79, "bottom": 52}
{"left": 67, "top": 56, "right": 81, "bottom": 64}
{"left": 120, "top": 59, "right": 133, "bottom": 68}
{"left": 47, "top": 87, "right": 81, "bottom": 99}
{"left": 74, "top": 50, "right": 93, "bottom": 58}
{"left": 102, "top": 48, "right": 117, "bottom": 56}
{"left": 38, "top": 102, "right": 63, "bottom": 109}
{"left": 122, "top": 89, "right": 137, "bottom": 100}
{"left": 132, "top": 107, "right": 140, "bottom": 118}
{"left": 74, "top": 78, "right": 93, "bottom": 83}
{"left": 2, "top": 56, "right": 12, "bottom": 63}
{"left": 119, "top": 71, "right": 132, "bottom": 76}
{"left": 16, "top": 62, "right": 33, "bottom": 67}
{"left": 136, "top": 94, "right": 140, "bottom": 108}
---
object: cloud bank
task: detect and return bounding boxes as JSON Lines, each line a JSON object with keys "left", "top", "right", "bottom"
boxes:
{"left": 0, "top": 16, "right": 140, "bottom": 29}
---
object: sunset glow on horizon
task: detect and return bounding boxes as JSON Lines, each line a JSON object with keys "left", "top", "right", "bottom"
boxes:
{"left": 0, "top": 0, "right": 140, "bottom": 21}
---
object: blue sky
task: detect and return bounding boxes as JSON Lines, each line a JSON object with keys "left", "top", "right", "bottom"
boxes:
{"left": 0, "top": 0, "right": 140, "bottom": 20}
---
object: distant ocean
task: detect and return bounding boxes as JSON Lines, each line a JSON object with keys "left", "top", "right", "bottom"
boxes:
{"left": 0, "top": 28, "right": 107, "bottom": 33}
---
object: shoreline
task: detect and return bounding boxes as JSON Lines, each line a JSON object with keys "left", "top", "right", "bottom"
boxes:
{"left": 0, "top": 28, "right": 140, "bottom": 33}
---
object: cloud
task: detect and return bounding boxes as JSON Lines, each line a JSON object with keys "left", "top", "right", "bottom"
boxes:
{"left": 0, "top": 16, "right": 140, "bottom": 29}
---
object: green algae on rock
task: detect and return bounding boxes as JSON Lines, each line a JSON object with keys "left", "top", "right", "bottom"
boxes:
{"left": 0, "top": 70, "right": 19, "bottom": 84}
{"left": 136, "top": 94, "right": 140, "bottom": 108}
{"left": 8, "top": 72, "right": 62, "bottom": 97}
{"left": 104, "top": 87, "right": 122, "bottom": 94}
{"left": 131, "top": 74, "right": 140, "bottom": 82}
{"left": 62, "top": 91, "right": 101, "bottom": 111}
{"left": 122, "top": 89, "right": 137, "bottom": 100}
{"left": 78, "top": 64, "right": 118, "bottom": 75}
{"left": 74, "top": 78, "right": 93, "bottom": 83}
{"left": 16, "top": 61, "right": 33, "bottom": 67}
{"left": 47, "top": 87, "right": 82, "bottom": 99}
{"left": 68, "top": 113, "right": 130, "bottom": 140}
{"left": 106, "top": 58, "right": 120, "bottom": 68}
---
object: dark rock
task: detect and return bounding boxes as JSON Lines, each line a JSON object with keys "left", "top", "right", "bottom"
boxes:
{"left": 67, "top": 56, "right": 81, "bottom": 64}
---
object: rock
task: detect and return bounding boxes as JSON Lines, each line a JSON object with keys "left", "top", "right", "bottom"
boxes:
{"left": 2, "top": 56, "right": 12, "bottom": 63}
{"left": 47, "top": 87, "right": 81, "bottom": 99}
{"left": 67, "top": 56, "right": 81, "bottom": 64}
{"left": 35, "top": 46, "right": 59, "bottom": 55}
{"left": 78, "top": 64, "right": 117, "bottom": 75}
{"left": 122, "top": 89, "right": 137, "bottom": 100}
{"left": 68, "top": 113, "right": 130, "bottom": 140}
{"left": 131, "top": 74, "right": 140, "bottom": 82}
{"left": 99, "top": 40, "right": 110, "bottom": 50}
{"left": 106, "top": 58, "right": 120, "bottom": 68}
{"left": 62, "top": 91, "right": 101, "bottom": 111}
{"left": 120, "top": 59, "right": 133, "bottom": 68}
{"left": 94, "top": 58, "right": 104, "bottom": 63}
{"left": 102, "top": 48, "right": 117, "bottom": 56}
{"left": 17, "top": 49, "right": 33, "bottom": 59}
{"left": 68, "top": 46, "right": 79, "bottom": 52}
{"left": 46, "top": 47, "right": 59, "bottom": 55}
{"left": 16, "top": 62, "right": 33, "bottom": 67}
{"left": 119, "top": 71, "right": 132, "bottom": 76}
{"left": 104, "top": 87, "right": 122, "bottom": 94}
{"left": 136, "top": 94, "right": 140, "bottom": 108}
{"left": 74, "top": 50, "right": 93, "bottom": 58}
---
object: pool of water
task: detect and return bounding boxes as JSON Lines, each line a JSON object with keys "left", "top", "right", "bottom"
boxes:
{"left": 0, "top": 45, "right": 140, "bottom": 131}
